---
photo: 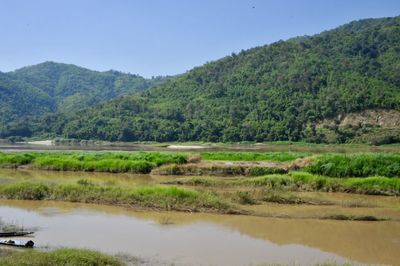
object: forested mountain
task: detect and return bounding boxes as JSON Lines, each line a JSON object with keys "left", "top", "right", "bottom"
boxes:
{"left": 0, "top": 62, "right": 166, "bottom": 138}
{"left": 0, "top": 72, "right": 55, "bottom": 137}
{"left": 3, "top": 16, "right": 400, "bottom": 144}
{"left": 9, "top": 62, "right": 162, "bottom": 113}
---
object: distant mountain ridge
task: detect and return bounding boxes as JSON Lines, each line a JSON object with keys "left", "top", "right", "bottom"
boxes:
{"left": 1, "top": 16, "right": 400, "bottom": 144}
{"left": 0, "top": 62, "right": 167, "bottom": 137}
{"left": 8, "top": 61, "right": 164, "bottom": 113}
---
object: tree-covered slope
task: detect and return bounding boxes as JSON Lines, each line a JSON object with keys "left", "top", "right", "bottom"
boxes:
{"left": 0, "top": 72, "right": 55, "bottom": 137}
{"left": 0, "top": 62, "right": 167, "bottom": 138}
{"left": 9, "top": 61, "right": 160, "bottom": 113}
{"left": 50, "top": 16, "right": 399, "bottom": 143}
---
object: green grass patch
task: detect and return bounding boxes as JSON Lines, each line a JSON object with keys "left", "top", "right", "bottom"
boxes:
{"left": 0, "top": 248, "right": 122, "bottom": 266}
{"left": 0, "top": 151, "right": 187, "bottom": 173}
{"left": 0, "top": 181, "right": 235, "bottom": 213}
{"left": 175, "top": 172, "right": 400, "bottom": 196}
{"left": 201, "top": 151, "right": 310, "bottom": 162}
{"left": 155, "top": 163, "right": 287, "bottom": 176}
{"left": 307, "top": 153, "right": 400, "bottom": 177}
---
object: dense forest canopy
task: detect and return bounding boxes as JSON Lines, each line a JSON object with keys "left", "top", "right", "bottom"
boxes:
{"left": 1, "top": 16, "right": 400, "bottom": 144}
{"left": 0, "top": 62, "right": 167, "bottom": 138}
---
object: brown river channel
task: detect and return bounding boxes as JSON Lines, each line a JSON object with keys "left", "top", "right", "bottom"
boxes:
{"left": 0, "top": 168, "right": 399, "bottom": 265}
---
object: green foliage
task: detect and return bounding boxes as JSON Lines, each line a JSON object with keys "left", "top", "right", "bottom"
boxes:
{"left": 0, "top": 151, "right": 187, "bottom": 173}
{"left": 307, "top": 153, "right": 400, "bottom": 177}
{"left": 0, "top": 152, "right": 35, "bottom": 167}
{"left": 246, "top": 167, "right": 288, "bottom": 176}
{"left": 0, "top": 182, "right": 235, "bottom": 213}
{"left": 0, "top": 248, "right": 122, "bottom": 266}
{"left": 0, "top": 182, "right": 50, "bottom": 200}
{"left": 1, "top": 17, "right": 400, "bottom": 143}
{"left": 0, "top": 62, "right": 167, "bottom": 138}
{"left": 45, "top": 16, "right": 400, "bottom": 143}
{"left": 155, "top": 163, "right": 287, "bottom": 177}
{"left": 177, "top": 172, "right": 400, "bottom": 195}
{"left": 201, "top": 151, "right": 310, "bottom": 162}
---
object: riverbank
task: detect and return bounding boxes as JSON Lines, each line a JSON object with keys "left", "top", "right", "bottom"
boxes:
{"left": 0, "top": 152, "right": 187, "bottom": 173}
{"left": 0, "top": 177, "right": 399, "bottom": 221}
{"left": 0, "top": 150, "right": 398, "bottom": 218}
{"left": 0, "top": 247, "right": 360, "bottom": 266}
{"left": 1, "top": 151, "right": 399, "bottom": 177}
{"left": 0, "top": 182, "right": 236, "bottom": 214}
{"left": 0, "top": 248, "right": 122, "bottom": 266}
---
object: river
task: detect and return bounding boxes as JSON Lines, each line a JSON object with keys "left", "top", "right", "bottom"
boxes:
{"left": 0, "top": 162, "right": 399, "bottom": 265}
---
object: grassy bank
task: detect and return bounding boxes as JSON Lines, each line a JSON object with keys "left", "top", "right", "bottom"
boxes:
{"left": 171, "top": 172, "right": 400, "bottom": 196}
{"left": 308, "top": 153, "right": 400, "bottom": 177}
{"left": 1, "top": 151, "right": 399, "bottom": 178}
{"left": 0, "top": 181, "right": 236, "bottom": 213}
{"left": 154, "top": 163, "right": 287, "bottom": 176}
{"left": 0, "top": 152, "right": 187, "bottom": 173}
{"left": 0, "top": 248, "right": 122, "bottom": 266}
{"left": 0, "top": 248, "right": 354, "bottom": 266}
{"left": 201, "top": 151, "right": 310, "bottom": 162}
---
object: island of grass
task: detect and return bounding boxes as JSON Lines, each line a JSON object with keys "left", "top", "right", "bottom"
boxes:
{"left": 0, "top": 151, "right": 187, "bottom": 173}
{"left": 0, "top": 150, "right": 398, "bottom": 216}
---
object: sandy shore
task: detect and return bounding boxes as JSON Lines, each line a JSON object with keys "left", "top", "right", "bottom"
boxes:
{"left": 26, "top": 140, "right": 53, "bottom": 146}
{"left": 167, "top": 145, "right": 206, "bottom": 150}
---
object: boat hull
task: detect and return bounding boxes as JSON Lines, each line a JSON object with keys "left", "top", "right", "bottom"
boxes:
{"left": 0, "top": 231, "right": 34, "bottom": 237}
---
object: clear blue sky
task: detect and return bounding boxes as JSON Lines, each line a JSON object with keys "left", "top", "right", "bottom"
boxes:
{"left": 1, "top": 0, "right": 399, "bottom": 77}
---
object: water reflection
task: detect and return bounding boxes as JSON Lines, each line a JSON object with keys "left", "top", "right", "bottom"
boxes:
{"left": 1, "top": 200, "right": 399, "bottom": 265}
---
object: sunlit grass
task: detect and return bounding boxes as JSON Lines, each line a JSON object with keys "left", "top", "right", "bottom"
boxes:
{"left": 171, "top": 172, "right": 400, "bottom": 196}
{"left": 0, "top": 181, "right": 235, "bottom": 213}
{"left": 307, "top": 153, "right": 400, "bottom": 177}
{"left": 0, "top": 151, "right": 187, "bottom": 173}
{"left": 0, "top": 248, "right": 122, "bottom": 266}
{"left": 201, "top": 151, "right": 310, "bottom": 162}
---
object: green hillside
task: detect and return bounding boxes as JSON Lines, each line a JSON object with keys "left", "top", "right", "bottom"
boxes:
{"left": 0, "top": 72, "right": 54, "bottom": 137}
{"left": 0, "top": 62, "right": 166, "bottom": 138}
{"left": 9, "top": 61, "right": 162, "bottom": 113}
{"left": 47, "top": 16, "right": 400, "bottom": 144}
{"left": 2, "top": 16, "right": 400, "bottom": 144}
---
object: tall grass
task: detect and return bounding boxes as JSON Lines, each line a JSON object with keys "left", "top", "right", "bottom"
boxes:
{"left": 0, "top": 248, "right": 122, "bottom": 266}
{"left": 307, "top": 153, "right": 400, "bottom": 177}
{"left": 0, "top": 152, "right": 187, "bottom": 173}
{"left": 155, "top": 163, "right": 287, "bottom": 176}
{"left": 201, "top": 151, "right": 310, "bottom": 162}
{"left": 176, "top": 172, "right": 400, "bottom": 196}
{"left": 0, "top": 153, "right": 35, "bottom": 166}
{"left": 0, "top": 181, "right": 235, "bottom": 213}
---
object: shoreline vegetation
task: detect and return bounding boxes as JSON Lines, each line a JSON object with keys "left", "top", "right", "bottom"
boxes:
{"left": 0, "top": 182, "right": 237, "bottom": 214}
{"left": 0, "top": 150, "right": 399, "bottom": 177}
{"left": 0, "top": 248, "right": 123, "bottom": 266}
{"left": 0, "top": 248, "right": 357, "bottom": 266}
{"left": 0, "top": 150, "right": 398, "bottom": 218}
{"left": 0, "top": 152, "right": 187, "bottom": 173}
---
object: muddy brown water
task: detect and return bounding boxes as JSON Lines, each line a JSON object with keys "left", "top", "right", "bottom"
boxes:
{"left": 0, "top": 169, "right": 399, "bottom": 265}
{"left": 1, "top": 199, "right": 399, "bottom": 266}
{"left": 1, "top": 142, "right": 400, "bottom": 153}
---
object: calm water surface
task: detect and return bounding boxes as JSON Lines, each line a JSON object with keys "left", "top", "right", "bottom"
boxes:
{"left": 0, "top": 200, "right": 399, "bottom": 265}
{"left": 0, "top": 165, "right": 399, "bottom": 265}
{"left": 1, "top": 142, "right": 399, "bottom": 153}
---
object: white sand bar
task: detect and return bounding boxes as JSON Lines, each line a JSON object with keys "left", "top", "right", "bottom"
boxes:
{"left": 26, "top": 140, "right": 53, "bottom": 146}
{"left": 167, "top": 145, "right": 206, "bottom": 150}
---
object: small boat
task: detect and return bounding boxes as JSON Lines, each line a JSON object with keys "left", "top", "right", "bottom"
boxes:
{"left": 0, "top": 239, "right": 34, "bottom": 248}
{"left": 0, "top": 231, "right": 34, "bottom": 237}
